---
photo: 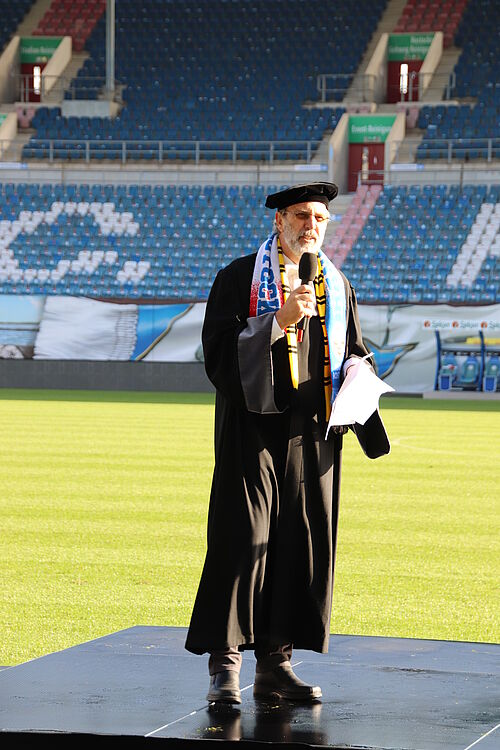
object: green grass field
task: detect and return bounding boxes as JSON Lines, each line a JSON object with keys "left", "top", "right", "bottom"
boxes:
{"left": 0, "top": 389, "right": 498, "bottom": 666}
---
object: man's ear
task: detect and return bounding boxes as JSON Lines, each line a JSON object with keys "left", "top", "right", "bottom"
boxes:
{"left": 275, "top": 210, "right": 283, "bottom": 232}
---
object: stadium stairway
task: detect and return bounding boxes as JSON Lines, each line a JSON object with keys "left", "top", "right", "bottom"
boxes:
{"left": 324, "top": 185, "right": 381, "bottom": 267}
{"left": 419, "top": 45, "right": 462, "bottom": 104}
{"left": 343, "top": 0, "right": 407, "bottom": 103}
{"left": 40, "top": 50, "right": 91, "bottom": 105}
{"left": 11, "top": 0, "right": 52, "bottom": 37}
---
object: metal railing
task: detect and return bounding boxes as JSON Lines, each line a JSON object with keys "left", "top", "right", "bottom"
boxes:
{"left": 7, "top": 138, "right": 323, "bottom": 165}
{"left": 387, "top": 71, "right": 457, "bottom": 102}
{"left": 317, "top": 71, "right": 457, "bottom": 103}
{"left": 391, "top": 137, "right": 500, "bottom": 163}
{"left": 355, "top": 167, "right": 500, "bottom": 189}
{"left": 316, "top": 73, "right": 376, "bottom": 103}
{"left": 15, "top": 74, "right": 122, "bottom": 103}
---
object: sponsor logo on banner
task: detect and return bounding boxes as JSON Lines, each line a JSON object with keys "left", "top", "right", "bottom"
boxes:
{"left": 423, "top": 319, "right": 500, "bottom": 331}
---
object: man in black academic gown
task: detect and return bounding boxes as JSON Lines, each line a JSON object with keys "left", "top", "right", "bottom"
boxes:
{"left": 185, "top": 182, "right": 390, "bottom": 704}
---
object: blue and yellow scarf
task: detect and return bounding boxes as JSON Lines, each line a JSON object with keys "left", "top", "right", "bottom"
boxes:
{"left": 249, "top": 233, "right": 347, "bottom": 419}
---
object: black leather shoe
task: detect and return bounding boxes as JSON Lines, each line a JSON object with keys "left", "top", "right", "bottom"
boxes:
{"left": 207, "top": 671, "right": 241, "bottom": 704}
{"left": 253, "top": 663, "right": 322, "bottom": 702}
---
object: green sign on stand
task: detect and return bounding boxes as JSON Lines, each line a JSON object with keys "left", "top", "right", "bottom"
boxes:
{"left": 20, "top": 37, "right": 62, "bottom": 63}
{"left": 388, "top": 33, "right": 435, "bottom": 61}
{"left": 0, "top": 114, "right": 7, "bottom": 128}
{"left": 348, "top": 115, "right": 396, "bottom": 143}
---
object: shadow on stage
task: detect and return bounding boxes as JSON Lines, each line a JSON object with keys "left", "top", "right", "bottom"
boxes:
{"left": 0, "top": 626, "right": 499, "bottom": 750}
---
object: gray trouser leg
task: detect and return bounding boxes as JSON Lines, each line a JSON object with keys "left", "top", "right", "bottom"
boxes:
{"left": 208, "top": 647, "right": 242, "bottom": 675}
{"left": 254, "top": 643, "right": 293, "bottom": 673}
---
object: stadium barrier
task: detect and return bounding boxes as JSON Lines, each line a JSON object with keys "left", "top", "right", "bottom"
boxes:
{"left": 15, "top": 74, "right": 123, "bottom": 104}
{"left": 8, "top": 137, "right": 499, "bottom": 166}
{"left": 316, "top": 71, "right": 457, "bottom": 104}
{"left": 16, "top": 140, "right": 323, "bottom": 165}
{"left": 316, "top": 73, "right": 376, "bottom": 103}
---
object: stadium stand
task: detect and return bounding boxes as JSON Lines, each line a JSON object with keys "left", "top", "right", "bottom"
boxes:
{"left": 0, "top": 0, "right": 35, "bottom": 53}
{"left": 22, "top": 0, "right": 387, "bottom": 160}
{"left": 416, "top": 0, "right": 500, "bottom": 161}
{"left": 340, "top": 183, "right": 500, "bottom": 304}
{"left": 0, "top": 182, "right": 498, "bottom": 306}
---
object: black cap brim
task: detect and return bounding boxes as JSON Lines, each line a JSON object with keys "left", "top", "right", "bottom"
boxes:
{"left": 265, "top": 182, "right": 338, "bottom": 210}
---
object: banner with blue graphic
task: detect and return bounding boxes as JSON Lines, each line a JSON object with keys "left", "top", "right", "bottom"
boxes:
{"left": 0, "top": 295, "right": 498, "bottom": 392}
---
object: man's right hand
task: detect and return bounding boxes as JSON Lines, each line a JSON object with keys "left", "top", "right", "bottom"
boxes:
{"left": 275, "top": 284, "right": 315, "bottom": 330}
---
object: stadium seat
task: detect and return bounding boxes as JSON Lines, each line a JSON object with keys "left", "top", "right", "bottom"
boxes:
{"left": 483, "top": 355, "right": 500, "bottom": 392}
{"left": 456, "top": 356, "right": 481, "bottom": 390}
{"left": 22, "top": 0, "right": 390, "bottom": 161}
{"left": 438, "top": 353, "right": 459, "bottom": 390}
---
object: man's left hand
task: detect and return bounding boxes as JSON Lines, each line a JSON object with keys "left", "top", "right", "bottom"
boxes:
{"left": 330, "top": 425, "right": 350, "bottom": 435}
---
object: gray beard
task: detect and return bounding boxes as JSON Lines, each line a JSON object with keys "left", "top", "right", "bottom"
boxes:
{"left": 281, "top": 222, "right": 323, "bottom": 258}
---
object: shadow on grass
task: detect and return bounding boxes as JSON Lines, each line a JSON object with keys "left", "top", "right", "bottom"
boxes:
{"left": 0, "top": 389, "right": 498, "bottom": 412}
{"left": 0, "top": 389, "right": 216, "bottom": 406}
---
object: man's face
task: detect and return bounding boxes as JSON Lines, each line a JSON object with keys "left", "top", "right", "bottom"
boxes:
{"left": 275, "top": 201, "right": 330, "bottom": 262}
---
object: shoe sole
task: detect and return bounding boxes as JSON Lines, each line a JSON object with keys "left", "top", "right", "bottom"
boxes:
{"left": 207, "top": 693, "right": 242, "bottom": 705}
{"left": 253, "top": 689, "right": 322, "bottom": 702}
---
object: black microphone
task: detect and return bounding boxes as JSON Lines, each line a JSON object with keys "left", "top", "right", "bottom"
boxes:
{"left": 297, "top": 252, "right": 317, "bottom": 342}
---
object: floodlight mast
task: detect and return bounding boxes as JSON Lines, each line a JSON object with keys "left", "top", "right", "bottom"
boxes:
{"left": 105, "top": 0, "right": 115, "bottom": 98}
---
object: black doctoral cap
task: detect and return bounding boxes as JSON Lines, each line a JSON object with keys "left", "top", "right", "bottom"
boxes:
{"left": 265, "top": 182, "right": 338, "bottom": 210}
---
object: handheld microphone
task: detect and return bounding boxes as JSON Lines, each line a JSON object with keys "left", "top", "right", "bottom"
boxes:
{"left": 297, "top": 252, "right": 317, "bottom": 342}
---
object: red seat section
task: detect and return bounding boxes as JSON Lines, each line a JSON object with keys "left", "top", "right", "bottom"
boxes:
{"left": 394, "top": 0, "right": 470, "bottom": 46}
{"left": 31, "top": 0, "right": 106, "bottom": 52}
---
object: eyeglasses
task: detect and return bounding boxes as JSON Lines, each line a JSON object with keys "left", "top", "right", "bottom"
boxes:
{"left": 283, "top": 210, "right": 331, "bottom": 225}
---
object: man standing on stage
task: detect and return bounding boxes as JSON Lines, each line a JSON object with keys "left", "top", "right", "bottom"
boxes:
{"left": 185, "top": 182, "right": 389, "bottom": 704}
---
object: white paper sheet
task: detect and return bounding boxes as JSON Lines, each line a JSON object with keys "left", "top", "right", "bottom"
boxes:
{"left": 327, "top": 358, "right": 395, "bottom": 434}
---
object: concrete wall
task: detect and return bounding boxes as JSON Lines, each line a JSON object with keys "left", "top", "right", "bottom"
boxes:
{"left": 0, "top": 162, "right": 498, "bottom": 189}
{"left": 0, "top": 360, "right": 214, "bottom": 392}
{"left": 419, "top": 31, "right": 443, "bottom": 98}
{"left": 364, "top": 33, "right": 388, "bottom": 104}
{"left": 328, "top": 113, "right": 350, "bottom": 194}
{"left": 384, "top": 112, "right": 406, "bottom": 172}
{"left": 62, "top": 100, "right": 121, "bottom": 118}
{"left": 0, "top": 36, "right": 20, "bottom": 103}
{"left": 0, "top": 111, "right": 18, "bottom": 158}
{"left": 0, "top": 163, "right": 332, "bottom": 186}
{"left": 42, "top": 36, "right": 72, "bottom": 97}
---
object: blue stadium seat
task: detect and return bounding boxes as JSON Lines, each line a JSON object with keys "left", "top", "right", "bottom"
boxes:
{"left": 21, "top": 0, "right": 391, "bottom": 160}
{"left": 483, "top": 355, "right": 500, "bottom": 392}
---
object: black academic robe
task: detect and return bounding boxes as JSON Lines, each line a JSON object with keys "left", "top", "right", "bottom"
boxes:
{"left": 185, "top": 252, "right": 389, "bottom": 656}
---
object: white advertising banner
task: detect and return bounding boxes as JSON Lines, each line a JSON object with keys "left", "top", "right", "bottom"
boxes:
{"left": 356, "top": 304, "right": 500, "bottom": 393}
{"left": 0, "top": 295, "right": 498, "bottom": 393}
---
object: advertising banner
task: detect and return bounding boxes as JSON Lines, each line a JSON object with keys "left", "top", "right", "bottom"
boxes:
{"left": 387, "top": 33, "right": 435, "bottom": 61}
{"left": 20, "top": 37, "right": 62, "bottom": 63}
{"left": 348, "top": 115, "right": 396, "bottom": 143}
{"left": 1, "top": 295, "right": 499, "bottom": 393}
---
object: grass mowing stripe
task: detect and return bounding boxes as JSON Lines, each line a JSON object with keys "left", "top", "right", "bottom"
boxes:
{"left": 0, "top": 392, "right": 498, "bottom": 665}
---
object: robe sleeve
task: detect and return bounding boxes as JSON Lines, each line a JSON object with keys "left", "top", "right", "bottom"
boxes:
{"left": 344, "top": 281, "right": 391, "bottom": 459}
{"left": 202, "top": 260, "right": 286, "bottom": 414}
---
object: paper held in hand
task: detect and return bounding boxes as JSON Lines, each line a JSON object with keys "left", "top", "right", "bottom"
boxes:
{"left": 327, "top": 356, "right": 394, "bottom": 434}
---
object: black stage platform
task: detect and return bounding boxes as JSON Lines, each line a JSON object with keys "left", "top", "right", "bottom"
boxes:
{"left": 0, "top": 626, "right": 499, "bottom": 749}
